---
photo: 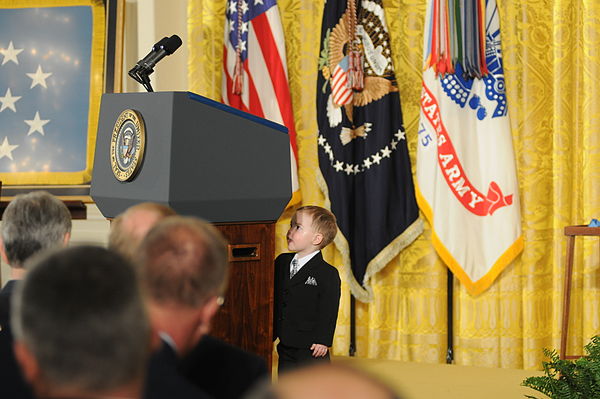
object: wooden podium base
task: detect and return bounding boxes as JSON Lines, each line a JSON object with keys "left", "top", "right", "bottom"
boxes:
{"left": 211, "top": 222, "right": 275, "bottom": 370}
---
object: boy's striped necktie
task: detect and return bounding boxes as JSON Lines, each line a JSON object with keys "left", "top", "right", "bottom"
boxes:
{"left": 290, "top": 258, "right": 299, "bottom": 279}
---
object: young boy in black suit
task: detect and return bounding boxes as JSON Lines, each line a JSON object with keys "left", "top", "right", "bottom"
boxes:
{"left": 274, "top": 206, "right": 341, "bottom": 374}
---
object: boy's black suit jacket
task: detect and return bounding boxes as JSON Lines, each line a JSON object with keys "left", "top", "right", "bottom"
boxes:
{"left": 274, "top": 252, "right": 341, "bottom": 348}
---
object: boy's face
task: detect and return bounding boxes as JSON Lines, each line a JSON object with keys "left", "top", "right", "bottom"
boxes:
{"left": 287, "top": 211, "right": 322, "bottom": 256}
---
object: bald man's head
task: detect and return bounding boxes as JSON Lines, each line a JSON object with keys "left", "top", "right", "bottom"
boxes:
{"left": 248, "top": 364, "right": 402, "bottom": 399}
{"left": 108, "top": 203, "right": 176, "bottom": 261}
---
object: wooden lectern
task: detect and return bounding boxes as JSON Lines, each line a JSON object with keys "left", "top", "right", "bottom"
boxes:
{"left": 90, "top": 92, "right": 291, "bottom": 368}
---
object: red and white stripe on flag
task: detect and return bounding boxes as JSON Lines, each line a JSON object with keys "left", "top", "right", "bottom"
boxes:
{"left": 222, "top": 0, "right": 300, "bottom": 205}
{"left": 331, "top": 58, "right": 352, "bottom": 106}
{"left": 416, "top": 0, "right": 523, "bottom": 295}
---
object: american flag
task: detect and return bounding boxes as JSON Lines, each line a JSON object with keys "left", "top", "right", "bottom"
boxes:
{"left": 222, "top": 0, "right": 300, "bottom": 204}
{"left": 0, "top": 6, "right": 93, "bottom": 183}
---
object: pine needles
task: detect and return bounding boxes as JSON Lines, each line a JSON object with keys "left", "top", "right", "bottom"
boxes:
{"left": 522, "top": 336, "right": 600, "bottom": 399}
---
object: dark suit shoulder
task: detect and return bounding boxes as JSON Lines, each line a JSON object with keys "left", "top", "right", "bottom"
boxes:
{"left": 275, "top": 252, "right": 294, "bottom": 264}
{"left": 179, "top": 335, "right": 267, "bottom": 399}
{"left": 0, "top": 326, "right": 35, "bottom": 398}
{"left": 145, "top": 343, "right": 212, "bottom": 399}
{"left": 0, "top": 281, "right": 17, "bottom": 330}
{"left": 182, "top": 335, "right": 266, "bottom": 372}
{"left": 314, "top": 257, "right": 340, "bottom": 278}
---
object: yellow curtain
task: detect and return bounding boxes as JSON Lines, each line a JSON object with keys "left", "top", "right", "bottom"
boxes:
{"left": 188, "top": 0, "right": 600, "bottom": 369}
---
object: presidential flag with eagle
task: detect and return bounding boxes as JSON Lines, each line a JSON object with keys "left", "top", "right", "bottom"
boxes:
{"left": 317, "top": 0, "right": 423, "bottom": 302}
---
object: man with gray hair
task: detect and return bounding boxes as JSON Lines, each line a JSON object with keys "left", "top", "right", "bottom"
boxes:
{"left": 0, "top": 190, "right": 72, "bottom": 329}
{"left": 11, "top": 246, "right": 151, "bottom": 399}
{"left": 0, "top": 191, "right": 71, "bottom": 399}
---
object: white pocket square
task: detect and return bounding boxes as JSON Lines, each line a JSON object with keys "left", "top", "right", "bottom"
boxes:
{"left": 305, "top": 276, "right": 317, "bottom": 286}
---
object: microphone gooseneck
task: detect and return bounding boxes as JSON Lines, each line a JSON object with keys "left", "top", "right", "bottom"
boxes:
{"left": 128, "top": 35, "right": 182, "bottom": 92}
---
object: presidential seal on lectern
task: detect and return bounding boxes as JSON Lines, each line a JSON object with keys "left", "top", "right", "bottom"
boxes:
{"left": 110, "top": 109, "right": 146, "bottom": 182}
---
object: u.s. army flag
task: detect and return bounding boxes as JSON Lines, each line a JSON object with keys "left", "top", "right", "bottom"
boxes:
{"left": 417, "top": 0, "right": 523, "bottom": 295}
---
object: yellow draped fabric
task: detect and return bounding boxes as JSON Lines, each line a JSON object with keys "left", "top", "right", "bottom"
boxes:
{"left": 188, "top": 0, "right": 600, "bottom": 369}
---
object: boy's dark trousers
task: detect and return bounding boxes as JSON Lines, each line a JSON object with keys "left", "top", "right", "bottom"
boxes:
{"left": 277, "top": 342, "right": 330, "bottom": 374}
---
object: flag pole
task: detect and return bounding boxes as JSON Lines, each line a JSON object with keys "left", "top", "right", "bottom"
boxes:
{"left": 446, "top": 268, "right": 454, "bottom": 363}
{"left": 349, "top": 296, "right": 356, "bottom": 356}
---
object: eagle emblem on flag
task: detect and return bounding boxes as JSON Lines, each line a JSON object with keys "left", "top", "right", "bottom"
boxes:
{"left": 319, "top": 3, "right": 398, "bottom": 131}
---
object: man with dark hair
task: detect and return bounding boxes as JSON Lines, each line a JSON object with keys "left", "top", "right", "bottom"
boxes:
{"left": 0, "top": 191, "right": 71, "bottom": 398}
{"left": 11, "top": 246, "right": 151, "bottom": 399}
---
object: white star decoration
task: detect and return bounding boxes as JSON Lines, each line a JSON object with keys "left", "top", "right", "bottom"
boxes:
{"left": 0, "top": 88, "right": 21, "bottom": 112}
{"left": 241, "top": 1, "right": 249, "bottom": 14}
{"left": 27, "top": 65, "right": 52, "bottom": 89}
{"left": 25, "top": 111, "right": 50, "bottom": 136}
{"left": 319, "top": 126, "right": 407, "bottom": 175}
{"left": 254, "top": 0, "right": 264, "bottom": 4}
{"left": 228, "top": 1, "right": 237, "bottom": 15}
{"left": 0, "top": 137, "right": 18, "bottom": 160}
{"left": 0, "top": 41, "right": 23, "bottom": 65}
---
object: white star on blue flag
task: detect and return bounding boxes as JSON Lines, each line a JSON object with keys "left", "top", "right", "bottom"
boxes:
{"left": 0, "top": 6, "right": 92, "bottom": 173}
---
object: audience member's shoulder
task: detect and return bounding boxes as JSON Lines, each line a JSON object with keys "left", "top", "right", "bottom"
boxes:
{"left": 0, "top": 281, "right": 18, "bottom": 336}
{"left": 179, "top": 335, "right": 268, "bottom": 399}
{"left": 190, "top": 335, "right": 266, "bottom": 370}
{"left": 146, "top": 343, "right": 213, "bottom": 399}
{"left": 0, "top": 313, "right": 35, "bottom": 399}
{"left": 0, "top": 297, "right": 10, "bottom": 332}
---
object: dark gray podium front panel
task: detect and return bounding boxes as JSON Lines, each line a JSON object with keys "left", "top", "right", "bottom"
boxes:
{"left": 91, "top": 92, "right": 291, "bottom": 222}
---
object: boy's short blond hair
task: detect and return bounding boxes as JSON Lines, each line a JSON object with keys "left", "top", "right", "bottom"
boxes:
{"left": 294, "top": 206, "right": 337, "bottom": 249}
